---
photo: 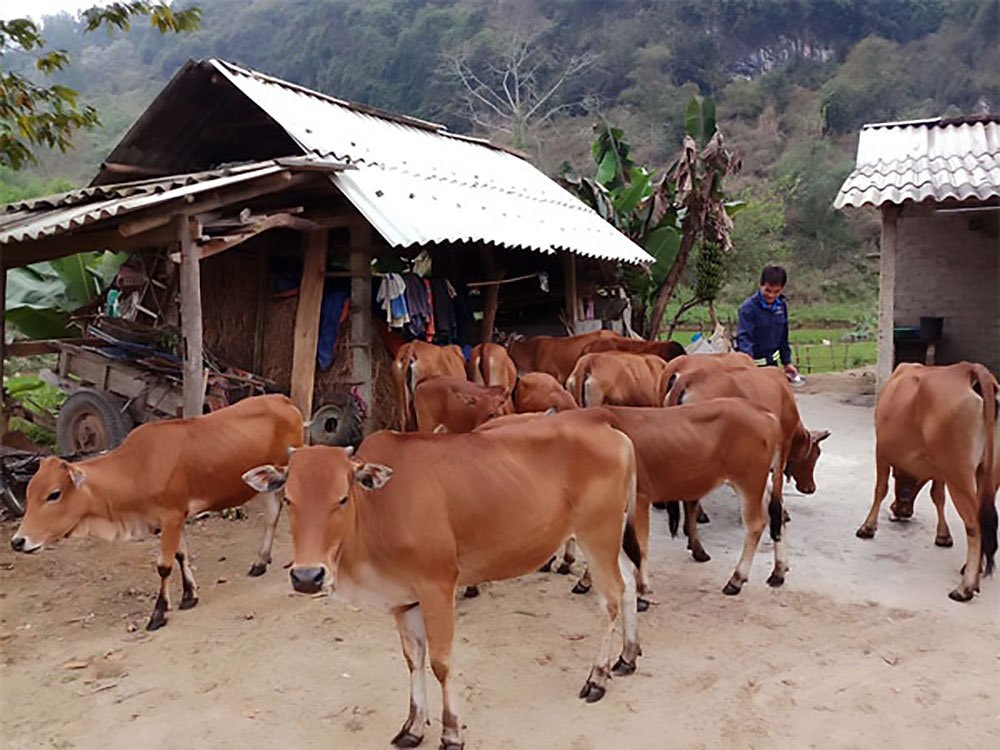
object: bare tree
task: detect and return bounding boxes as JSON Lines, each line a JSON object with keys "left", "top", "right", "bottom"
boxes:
{"left": 442, "top": 30, "right": 598, "bottom": 149}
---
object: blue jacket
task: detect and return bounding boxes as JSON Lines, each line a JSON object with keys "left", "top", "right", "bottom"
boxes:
{"left": 737, "top": 291, "right": 791, "bottom": 365}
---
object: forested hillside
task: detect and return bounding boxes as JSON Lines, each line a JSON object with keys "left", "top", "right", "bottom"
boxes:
{"left": 4, "top": 0, "right": 998, "bottom": 320}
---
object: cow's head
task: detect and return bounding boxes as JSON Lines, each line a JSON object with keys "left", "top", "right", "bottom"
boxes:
{"left": 485, "top": 386, "right": 514, "bottom": 420}
{"left": 11, "top": 457, "right": 92, "bottom": 553}
{"left": 242, "top": 446, "right": 392, "bottom": 595}
{"left": 785, "top": 428, "right": 831, "bottom": 494}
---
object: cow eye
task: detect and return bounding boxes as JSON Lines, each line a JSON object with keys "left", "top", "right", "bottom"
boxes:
{"left": 47, "top": 490, "right": 61, "bottom": 502}
{"left": 282, "top": 496, "right": 292, "bottom": 507}
{"left": 338, "top": 496, "right": 348, "bottom": 507}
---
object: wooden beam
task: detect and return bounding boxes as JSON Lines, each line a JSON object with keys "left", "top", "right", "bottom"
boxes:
{"left": 562, "top": 252, "right": 578, "bottom": 330}
{"left": 876, "top": 204, "right": 900, "bottom": 393}
{"left": 100, "top": 162, "right": 172, "bottom": 178}
{"left": 349, "top": 224, "right": 373, "bottom": 434}
{"left": 1, "top": 261, "right": 7, "bottom": 436}
{"left": 3, "top": 224, "right": 178, "bottom": 268}
{"left": 177, "top": 215, "right": 206, "bottom": 418}
{"left": 290, "top": 230, "right": 328, "bottom": 419}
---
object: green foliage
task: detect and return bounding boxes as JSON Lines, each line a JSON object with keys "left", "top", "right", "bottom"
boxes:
{"left": 5, "top": 252, "right": 126, "bottom": 339}
{"left": 0, "top": 2, "right": 199, "bottom": 170}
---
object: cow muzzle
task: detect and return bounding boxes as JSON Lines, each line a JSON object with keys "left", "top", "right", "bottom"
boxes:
{"left": 10, "top": 535, "right": 41, "bottom": 553}
{"left": 290, "top": 566, "right": 328, "bottom": 594}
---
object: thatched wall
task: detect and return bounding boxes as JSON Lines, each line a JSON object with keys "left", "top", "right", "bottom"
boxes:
{"left": 200, "top": 242, "right": 263, "bottom": 372}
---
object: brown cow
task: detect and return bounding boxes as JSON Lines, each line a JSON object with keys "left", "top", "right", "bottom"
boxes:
{"left": 511, "top": 372, "right": 578, "bottom": 413}
{"left": 413, "top": 376, "right": 512, "bottom": 434}
{"left": 660, "top": 352, "right": 755, "bottom": 402}
{"left": 666, "top": 365, "right": 829, "bottom": 497}
{"left": 10, "top": 395, "right": 303, "bottom": 630}
{"left": 243, "top": 419, "right": 642, "bottom": 749}
{"left": 582, "top": 336, "right": 687, "bottom": 362}
{"left": 392, "top": 341, "right": 467, "bottom": 431}
{"left": 481, "top": 402, "right": 786, "bottom": 598}
{"left": 469, "top": 342, "right": 517, "bottom": 390}
{"left": 566, "top": 352, "right": 668, "bottom": 407}
{"left": 856, "top": 362, "right": 998, "bottom": 601}
{"left": 506, "top": 330, "right": 619, "bottom": 383}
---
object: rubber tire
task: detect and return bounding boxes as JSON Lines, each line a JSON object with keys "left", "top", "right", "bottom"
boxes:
{"left": 56, "top": 388, "right": 134, "bottom": 456}
{"left": 1, "top": 479, "right": 25, "bottom": 517}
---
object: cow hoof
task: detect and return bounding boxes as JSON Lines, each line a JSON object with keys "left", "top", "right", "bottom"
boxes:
{"left": 612, "top": 656, "right": 637, "bottom": 676}
{"left": 247, "top": 563, "right": 267, "bottom": 577}
{"left": 948, "top": 587, "right": 974, "bottom": 602}
{"left": 782, "top": 509, "right": 791, "bottom": 523}
{"left": 463, "top": 586, "right": 480, "bottom": 599}
{"left": 146, "top": 611, "right": 168, "bottom": 631}
{"left": 697, "top": 509, "right": 710, "bottom": 524}
{"left": 179, "top": 596, "right": 199, "bottom": 610}
{"left": 636, "top": 597, "right": 650, "bottom": 613}
{"left": 855, "top": 525, "right": 876, "bottom": 539}
{"left": 691, "top": 548, "right": 711, "bottom": 563}
{"left": 539, "top": 557, "right": 555, "bottom": 573}
{"left": 556, "top": 562, "right": 573, "bottom": 575}
{"left": 571, "top": 582, "right": 591, "bottom": 595}
{"left": 391, "top": 729, "right": 424, "bottom": 748}
{"left": 766, "top": 572, "right": 785, "bottom": 588}
{"left": 934, "top": 535, "right": 954, "bottom": 548}
{"left": 722, "top": 581, "right": 742, "bottom": 596}
{"left": 652, "top": 502, "right": 669, "bottom": 510}
{"left": 578, "top": 681, "right": 606, "bottom": 703}
{"left": 439, "top": 741, "right": 464, "bottom": 750}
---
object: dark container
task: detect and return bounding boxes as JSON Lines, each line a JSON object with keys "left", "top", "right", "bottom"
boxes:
{"left": 919, "top": 316, "right": 944, "bottom": 341}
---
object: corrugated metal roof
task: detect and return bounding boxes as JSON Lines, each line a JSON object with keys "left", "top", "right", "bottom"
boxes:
{"left": 0, "top": 157, "right": 346, "bottom": 245}
{"left": 834, "top": 115, "right": 1000, "bottom": 208}
{"left": 209, "top": 60, "right": 653, "bottom": 264}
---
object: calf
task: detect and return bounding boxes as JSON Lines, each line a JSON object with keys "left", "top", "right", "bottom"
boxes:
{"left": 511, "top": 372, "right": 578, "bottom": 413}
{"left": 567, "top": 352, "right": 668, "bottom": 407}
{"left": 413, "top": 376, "right": 512, "bottom": 434}
{"left": 244, "top": 419, "right": 641, "bottom": 749}
{"left": 10, "top": 395, "right": 303, "bottom": 630}
{"left": 392, "top": 341, "right": 467, "bottom": 430}
{"left": 856, "top": 362, "right": 998, "bottom": 601}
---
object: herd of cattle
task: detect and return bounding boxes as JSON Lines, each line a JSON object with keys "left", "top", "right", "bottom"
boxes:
{"left": 8, "top": 328, "right": 998, "bottom": 750}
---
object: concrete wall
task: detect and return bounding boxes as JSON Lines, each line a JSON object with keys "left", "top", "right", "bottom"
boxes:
{"left": 893, "top": 204, "right": 1000, "bottom": 373}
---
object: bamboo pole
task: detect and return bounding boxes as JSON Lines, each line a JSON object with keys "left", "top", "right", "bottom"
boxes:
{"left": 877, "top": 205, "right": 900, "bottom": 392}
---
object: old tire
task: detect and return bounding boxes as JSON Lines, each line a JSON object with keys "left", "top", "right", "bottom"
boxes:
{"left": 56, "top": 388, "right": 133, "bottom": 456}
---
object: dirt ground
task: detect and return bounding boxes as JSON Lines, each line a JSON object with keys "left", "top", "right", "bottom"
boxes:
{"left": 2, "top": 371, "right": 998, "bottom": 750}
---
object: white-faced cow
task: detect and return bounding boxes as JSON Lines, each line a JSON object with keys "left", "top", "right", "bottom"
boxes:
{"left": 11, "top": 395, "right": 303, "bottom": 630}
{"left": 244, "top": 418, "right": 641, "bottom": 750}
{"left": 856, "top": 362, "right": 998, "bottom": 601}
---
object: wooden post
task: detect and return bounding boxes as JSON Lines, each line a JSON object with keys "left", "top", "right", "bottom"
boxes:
{"left": 1, "top": 261, "right": 7, "bottom": 436}
{"left": 876, "top": 204, "right": 900, "bottom": 393}
{"left": 563, "top": 251, "right": 578, "bottom": 332}
{"left": 251, "top": 244, "right": 268, "bottom": 374}
{"left": 290, "top": 230, "right": 329, "bottom": 420}
{"left": 349, "top": 224, "right": 373, "bottom": 434}
{"left": 479, "top": 246, "right": 500, "bottom": 342}
{"left": 177, "top": 215, "right": 206, "bottom": 418}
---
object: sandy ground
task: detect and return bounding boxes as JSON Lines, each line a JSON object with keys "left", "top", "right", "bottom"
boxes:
{"left": 1, "top": 377, "right": 998, "bottom": 750}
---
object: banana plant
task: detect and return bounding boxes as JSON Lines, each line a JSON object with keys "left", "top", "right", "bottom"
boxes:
{"left": 5, "top": 251, "right": 125, "bottom": 339}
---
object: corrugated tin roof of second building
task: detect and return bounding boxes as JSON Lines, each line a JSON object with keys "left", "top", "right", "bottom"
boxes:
{"left": 209, "top": 59, "right": 653, "bottom": 265}
{"left": 834, "top": 115, "right": 1000, "bottom": 208}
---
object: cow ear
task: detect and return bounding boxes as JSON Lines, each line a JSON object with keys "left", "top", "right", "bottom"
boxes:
{"left": 68, "top": 466, "right": 87, "bottom": 488}
{"left": 242, "top": 465, "right": 289, "bottom": 493}
{"left": 353, "top": 462, "right": 393, "bottom": 490}
{"left": 812, "top": 429, "right": 831, "bottom": 444}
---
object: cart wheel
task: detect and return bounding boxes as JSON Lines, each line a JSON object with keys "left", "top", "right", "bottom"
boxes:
{"left": 309, "top": 398, "right": 361, "bottom": 447}
{"left": 56, "top": 389, "right": 134, "bottom": 456}
{"left": 1, "top": 480, "right": 25, "bottom": 517}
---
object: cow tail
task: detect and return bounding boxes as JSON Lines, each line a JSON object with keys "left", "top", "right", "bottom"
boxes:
{"left": 665, "top": 373, "right": 687, "bottom": 407}
{"left": 405, "top": 354, "right": 418, "bottom": 431}
{"left": 620, "top": 434, "right": 643, "bottom": 570}
{"left": 479, "top": 349, "right": 491, "bottom": 387}
{"left": 971, "top": 364, "right": 998, "bottom": 575}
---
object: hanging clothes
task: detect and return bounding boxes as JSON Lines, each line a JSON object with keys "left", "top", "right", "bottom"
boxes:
{"left": 431, "top": 277, "right": 457, "bottom": 343}
{"left": 376, "top": 273, "right": 409, "bottom": 328}
{"left": 403, "top": 273, "right": 431, "bottom": 339}
{"left": 317, "top": 281, "right": 350, "bottom": 371}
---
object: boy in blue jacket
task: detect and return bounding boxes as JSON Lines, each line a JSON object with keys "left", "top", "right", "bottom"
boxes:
{"left": 737, "top": 266, "right": 800, "bottom": 381}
